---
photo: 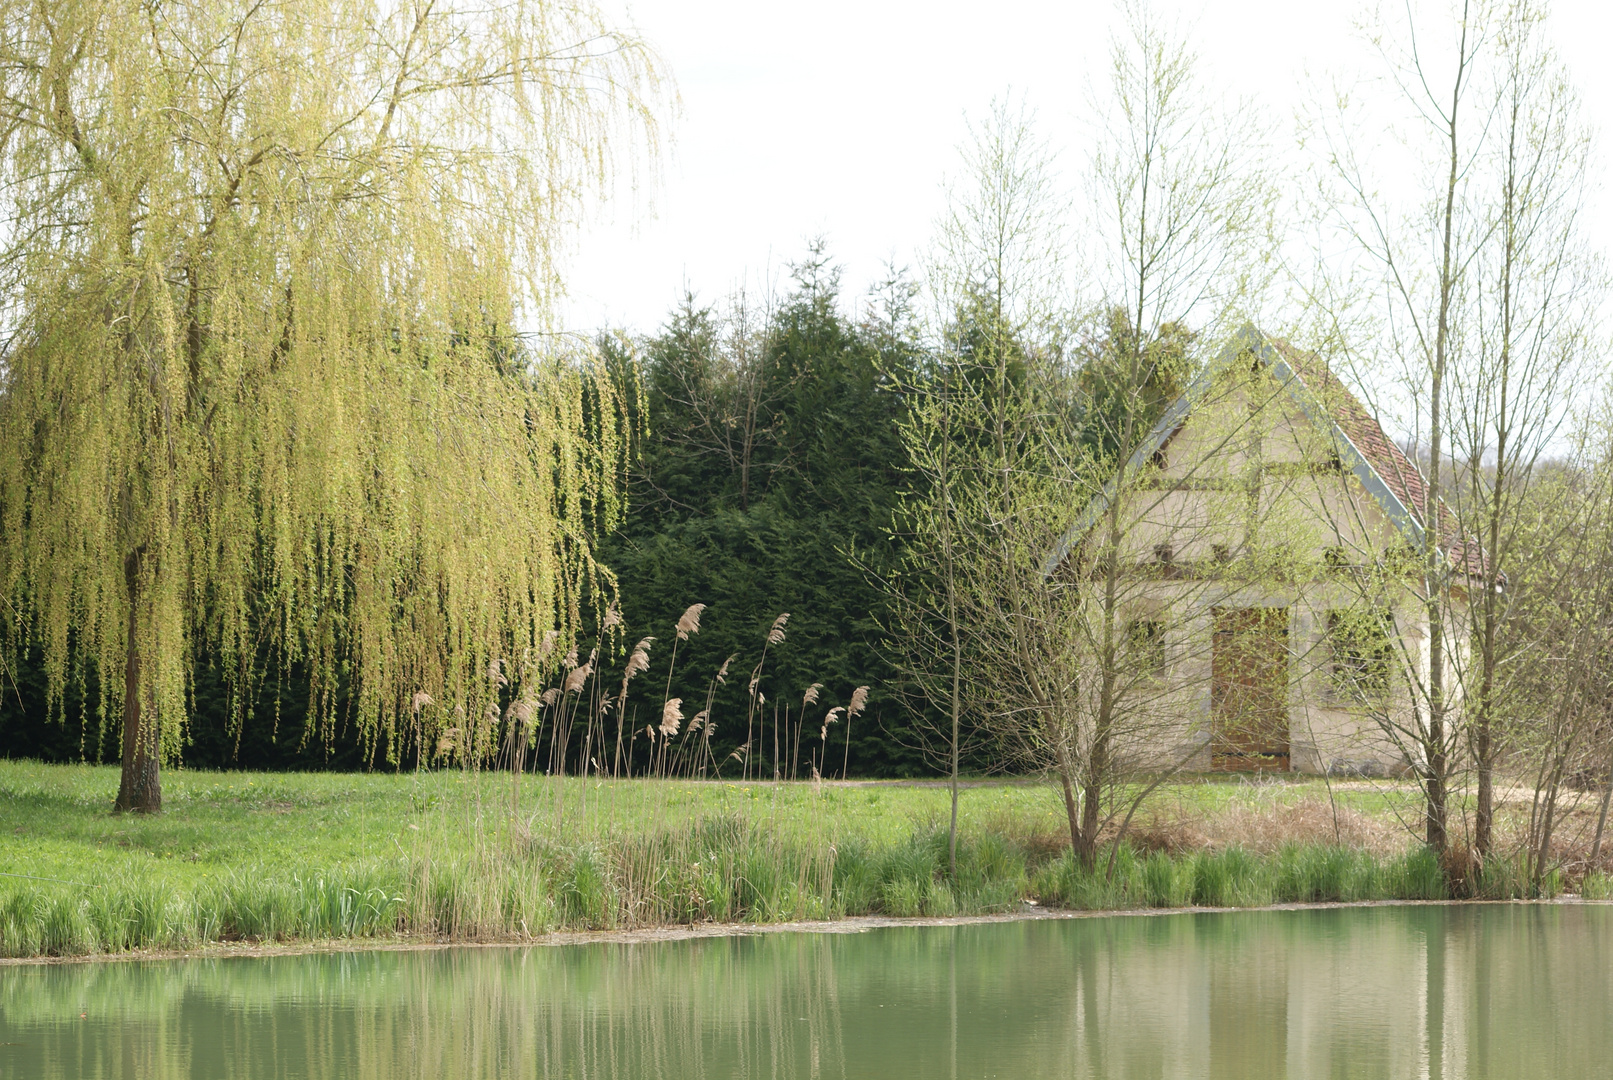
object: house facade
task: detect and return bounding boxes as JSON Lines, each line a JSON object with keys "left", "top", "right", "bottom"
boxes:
{"left": 1045, "top": 325, "right": 1473, "bottom": 775}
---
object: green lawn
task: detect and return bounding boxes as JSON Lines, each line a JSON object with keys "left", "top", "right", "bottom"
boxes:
{"left": 3, "top": 763, "right": 1071, "bottom": 890}
{"left": 0, "top": 761, "right": 1475, "bottom": 959}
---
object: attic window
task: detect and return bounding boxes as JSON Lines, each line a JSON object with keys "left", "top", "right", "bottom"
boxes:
{"left": 1126, "top": 619, "right": 1168, "bottom": 679}
{"left": 1153, "top": 544, "right": 1174, "bottom": 565}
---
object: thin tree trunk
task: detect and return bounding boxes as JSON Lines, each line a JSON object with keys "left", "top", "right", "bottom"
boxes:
{"left": 1591, "top": 767, "right": 1613, "bottom": 865}
{"left": 949, "top": 602, "right": 961, "bottom": 883}
{"left": 1535, "top": 766, "right": 1563, "bottom": 893}
{"left": 1079, "top": 479, "right": 1126, "bottom": 871}
{"left": 943, "top": 383, "right": 962, "bottom": 880}
{"left": 1055, "top": 739, "right": 1083, "bottom": 866}
{"left": 1421, "top": 7, "right": 1477, "bottom": 862}
{"left": 1475, "top": 711, "right": 1494, "bottom": 856}
{"left": 1476, "top": 84, "right": 1521, "bottom": 860}
{"left": 114, "top": 548, "right": 160, "bottom": 813}
{"left": 1077, "top": 763, "right": 1103, "bottom": 870}
{"left": 1473, "top": 345, "right": 1507, "bottom": 860}
{"left": 1530, "top": 681, "right": 1583, "bottom": 892}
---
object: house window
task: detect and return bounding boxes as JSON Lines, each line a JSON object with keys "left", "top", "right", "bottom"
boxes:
{"left": 1151, "top": 543, "right": 1179, "bottom": 579}
{"left": 1325, "top": 608, "right": 1393, "bottom": 701}
{"left": 1212, "top": 543, "right": 1233, "bottom": 565}
{"left": 1127, "top": 619, "right": 1168, "bottom": 679}
{"left": 1384, "top": 542, "right": 1421, "bottom": 577}
{"left": 1323, "top": 545, "right": 1348, "bottom": 569}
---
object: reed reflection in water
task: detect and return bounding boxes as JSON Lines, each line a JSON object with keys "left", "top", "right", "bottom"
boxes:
{"left": 3, "top": 904, "right": 1612, "bottom": 1079}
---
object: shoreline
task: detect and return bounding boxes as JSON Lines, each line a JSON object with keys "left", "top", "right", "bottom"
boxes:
{"left": 6, "top": 897, "right": 1605, "bottom": 969}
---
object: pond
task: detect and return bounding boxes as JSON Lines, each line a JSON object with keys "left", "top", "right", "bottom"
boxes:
{"left": 3, "top": 904, "right": 1610, "bottom": 1079}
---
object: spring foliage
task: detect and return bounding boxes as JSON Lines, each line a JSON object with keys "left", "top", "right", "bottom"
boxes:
{"left": 0, "top": 0, "right": 661, "bottom": 799}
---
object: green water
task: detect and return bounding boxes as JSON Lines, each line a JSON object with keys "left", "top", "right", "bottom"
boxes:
{"left": 2, "top": 904, "right": 1610, "bottom": 1079}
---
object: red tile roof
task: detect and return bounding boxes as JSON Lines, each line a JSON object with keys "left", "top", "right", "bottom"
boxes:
{"left": 1271, "top": 340, "right": 1489, "bottom": 580}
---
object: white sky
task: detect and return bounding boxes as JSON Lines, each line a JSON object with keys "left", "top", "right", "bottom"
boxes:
{"left": 557, "top": 0, "right": 1613, "bottom": 338}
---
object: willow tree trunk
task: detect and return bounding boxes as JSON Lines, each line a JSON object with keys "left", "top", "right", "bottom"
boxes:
{"left": 113, "top": 548, "right": 160, "bottom": 813}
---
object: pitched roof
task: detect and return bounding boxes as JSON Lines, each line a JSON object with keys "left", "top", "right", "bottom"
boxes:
{"left": 1269, "top": 340, "right": 1486, "bottom": 579}
{"left": 1042, "top": 323, "right": 1488, "bottom": 579}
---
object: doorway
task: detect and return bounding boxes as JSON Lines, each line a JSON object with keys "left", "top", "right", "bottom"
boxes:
{"left": 1211, "top": 606, "right": 1291, "bottom": 771}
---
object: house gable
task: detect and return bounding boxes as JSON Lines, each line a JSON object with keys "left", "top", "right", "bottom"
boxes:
{"left": 1043, "top": 324, "right": 1458, "bottom": 577}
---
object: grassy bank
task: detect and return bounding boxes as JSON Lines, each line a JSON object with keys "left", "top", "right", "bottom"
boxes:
{"left": 0, "top": 761, "right": 1594, "bottom": 959}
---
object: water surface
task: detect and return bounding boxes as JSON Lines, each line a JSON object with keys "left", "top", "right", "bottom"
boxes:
{"left": 3, "top": 904, "right": 1610, "bottom": 1079}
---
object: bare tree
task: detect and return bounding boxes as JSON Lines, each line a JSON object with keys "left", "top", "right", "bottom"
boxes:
{"left": 884, "top": 352, "right": 975, "bottom": 881}
{"left": 1497, "top": 445, "right": 1613, "bottom": 889}
{"left": 1314, "top": 0, "right": 1602, "bottom": 863}
{"left": 1450, "top": 7, "right": 1601, "bottom": 858}
{"left": 885, "top": 96, "right": 1068, "bottom": 872}
{"left": 1046, "top": 0, "right": 1272, "bottom": 865}
{"left": 1315, "top": 0, "right": 1498, "bottom": 856}
{"left": 888, "top": 2, "right": 1275, "bottom": 869}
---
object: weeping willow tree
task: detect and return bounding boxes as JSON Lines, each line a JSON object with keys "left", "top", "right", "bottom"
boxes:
{"left": 0, "top": 0, "right": 664, "bottom": 810}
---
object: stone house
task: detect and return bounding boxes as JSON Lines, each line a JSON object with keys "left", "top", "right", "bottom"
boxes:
{"left": 1043, "top": 324, "right": 1479, "bottom": 775}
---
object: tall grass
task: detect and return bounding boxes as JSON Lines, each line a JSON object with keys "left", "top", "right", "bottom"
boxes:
{"left": 4, "top": 756, "right": 1584, "bottom": 962}
{"left": 2, "top": 822, "right": 1480, "bottom": 960}
{"left": 1029, "top": 843, "right": 1451, "bottom": 911}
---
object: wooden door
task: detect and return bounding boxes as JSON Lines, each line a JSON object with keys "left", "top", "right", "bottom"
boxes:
{"left": 1211, "top": 606, "right": 1290, "bottom": 771}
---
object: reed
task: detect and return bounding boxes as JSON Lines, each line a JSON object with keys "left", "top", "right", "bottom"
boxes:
{"left": 0, "top": 790, "right": 1486, "bottom": 961}
{"left": 0, "top": 827, "right": 1479, "bottom": 960}
{"left": 1029, "top": 842, "right": 1451, "bottom": 911}
{"left": 0, "top": 759, "right": 1577, "bottom": 961}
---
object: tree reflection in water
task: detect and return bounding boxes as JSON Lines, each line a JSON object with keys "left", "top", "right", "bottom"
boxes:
{"left": 3, "top": 905, "right": 1611, "bottom": 1079}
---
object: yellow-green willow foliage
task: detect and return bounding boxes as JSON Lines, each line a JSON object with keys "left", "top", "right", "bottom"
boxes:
{"left": 0, "top": 0, "right": 664, "bottom": 809}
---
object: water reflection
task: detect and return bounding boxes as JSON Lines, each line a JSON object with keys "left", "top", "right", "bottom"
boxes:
{"left": 3, "top": 905, "right": 1611, "bottom": 1079}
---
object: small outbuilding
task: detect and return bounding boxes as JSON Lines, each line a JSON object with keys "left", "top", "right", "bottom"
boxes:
{"left": 1044, "top": 325, "right": 1478, "bottom": 775}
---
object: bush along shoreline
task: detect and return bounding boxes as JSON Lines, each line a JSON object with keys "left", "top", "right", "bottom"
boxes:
{"left": 6, "top": 824, "right": 1592, "bottom": 961}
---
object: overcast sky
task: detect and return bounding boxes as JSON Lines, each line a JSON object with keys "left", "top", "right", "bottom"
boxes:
{"left": 556, "top": 0, "right": 1613, "bottom": 338}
